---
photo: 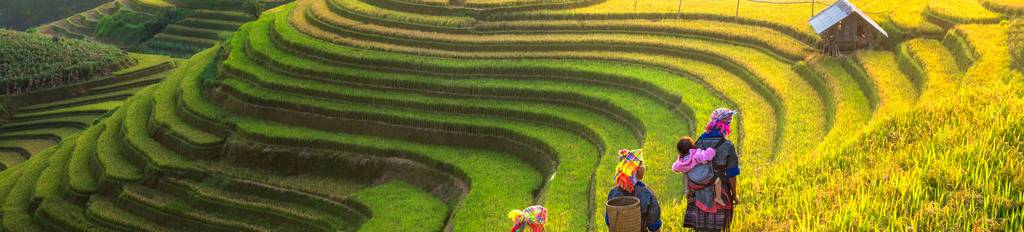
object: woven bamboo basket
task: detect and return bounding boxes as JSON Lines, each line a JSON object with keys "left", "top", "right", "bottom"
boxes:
{"left": 606, "top": 196, "right": 641, "bottom": 232}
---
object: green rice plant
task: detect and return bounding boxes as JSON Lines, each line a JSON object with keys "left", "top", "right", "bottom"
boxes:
{"left": 118, "top": 184, "right": 267, "bottom": 231}
{"left": 290, "top": 2, "right": 720, "bottom": 113}
{"left": 0, "top": 140, "right": 57, "bottom": 163}
{"left": 13, "top": 101, "right": 122, "bottom": 119}
{"left": 49, "top": 24, "right": 88, "bottom": 39}
{"left": 226, "top": 116, "right": 543, "bottom": 231}
{"left": 85, "top": 195, "right": 175, "bottom": 231}
{"left": 837, "top": 58, "right": 879, "bottom": 112}
{"left": 0, "top": 165, "right": 25, "bottom": 207}
{"left": 1, "top": 145, "right": 56, "bottom": 231}
{"left": 278, "top": 8, "right": 704, "bottom": 120}
{"left": 215, "top": 72, "right": 603, "bottom": 229}
{"left": 851, "top": 51, "right": 918, "bottom": 117}
{"left": 191, "top": 9, "right": 256, "bottom": 22}
{"left": 149, "top": 179, "right": 327, "bottom": 231}
{"left": 95, "top": 107, "right": 143, "bottom": 182}
{"left": 309, "top": 0, "right": 809, "bottom": 61}
{"left": 174, "top": 46, "right": 231, "bottom": 135}
{"left": 34, "top": 197, "right": 104, "bottom": 231}
{"left": 67, "top": 124, "right": 103, "bottom": 195}
{"left": 136, "top": 39, "right": 209, "bottom": 59}
{"left": 239, "top": 10, "right": 708, "bottom": 227}
{"left": 0, "top": 116, "right": 94, "bottom": 133}
{"left": 0, "top": 100, "right": 9, "bottom": 121}
{"left": 151, "top": 34, "right": 220, "bottom": 48}
{"left": 160, "top": 177, "right": 353, "bottom": 231}
{"left": 160, "top": 25, "right": 225, "bottom": 41}
{"left": 329, "top": 0, "right": 475, "bottom": 29}
{"left": 175, "top": 18, "right": 245, "bottom": 31}
{"left": 16, "top": 87, "right": 137, "bottom": 113}
{"left": 216, "top": 70, "right": 610, "bottom": 229}
{"left": 0, "top": 151, "right": 24, "bottom": 170}
{"left": 805, "top": 59, "right": 871, "bottom": 151}
{"left": 224, "top": 39, "right": 648, "bottom": 231}
{"left": 233, "top": 21, "right": 655, "bottom": 139}
{"left": 151, "top": 56, "right": 224, "bottom": 149}
{"left": 133, "top": 0, "right": 175, "bottom": 9}
{"left": 284, "top": 1, "right": 811, "bottom": 157}
{"left": 112, "top": 53, "right": 175, "bottom": 76}
{"left": 0, "top": 127, "right": 81, "bottom": 142}
{"left": 230, "top": 27, "right": 622, "bottom": 229}
{"left": 32, "top": 135, "right": 77, "bottom": 201}
{"left": 349, "top": 181, "right": 448, "bottom": 232}
{"left": 95, "top": 7, "right": 187, "bottom": 46}
{"left": 222, "top": 49, "right": 627, "bottom": 154}
{"left": 120, "top": 89, "right": 192, "bottom": 173}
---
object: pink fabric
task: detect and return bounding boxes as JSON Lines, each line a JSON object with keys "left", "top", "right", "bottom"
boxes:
{"left": 672, "top": 148, "right": 716, "bottom": 173}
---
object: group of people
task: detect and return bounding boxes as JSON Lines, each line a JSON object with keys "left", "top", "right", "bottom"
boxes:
{"left": 509, "top": 108, "right": 742, "bottom": 232}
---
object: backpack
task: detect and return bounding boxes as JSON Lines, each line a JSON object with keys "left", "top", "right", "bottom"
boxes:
{"left": 685, "top": 138, "right": 727, "bottom": 186}
{"left": 685, "top": 138, "right": 736, "bottom": 213}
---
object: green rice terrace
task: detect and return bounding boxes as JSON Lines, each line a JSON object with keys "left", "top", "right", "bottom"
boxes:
{"left": 0, "top": 0, "right": 1022, "bottom": 231}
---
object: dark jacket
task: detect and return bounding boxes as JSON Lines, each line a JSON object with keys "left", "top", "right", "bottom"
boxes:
{"left": 690, "top": 136, "right": 740, "bottom": 208}
{"left": 606, "top": 182, "right": 662, "bottom": 232}
{"left": 694, "top": 136, "right": 739, "bottom": 178}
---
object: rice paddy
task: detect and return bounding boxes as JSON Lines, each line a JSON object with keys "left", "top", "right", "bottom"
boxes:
{"left": 0, "top": 0, "right": 1021, "bottom": 230}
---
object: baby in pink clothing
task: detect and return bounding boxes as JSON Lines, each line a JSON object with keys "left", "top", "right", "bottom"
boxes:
{"left": 672, "top": 148, "right": 715, "bottom": 172}
{"left": 672, "top": 137, "right": 726, "bottom": 206}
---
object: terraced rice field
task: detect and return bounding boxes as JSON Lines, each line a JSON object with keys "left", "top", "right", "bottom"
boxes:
{"left": 1, "top": 0, "right": 1022, "bottom": 231}
{"left": 0, "top": 54, "right": 175, "bottom": 171}
{"left": 137, "top": 10, "right": 255, "bottom": 58}
{"left": 35, "top": 0, "right": 122, "bottom": 40}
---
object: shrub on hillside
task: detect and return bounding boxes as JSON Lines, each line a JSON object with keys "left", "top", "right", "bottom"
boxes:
{"left": 0, "top": 29, "right": 134, "bottom": 95}
{"left": 0, "top": 98, "right": 9, "bottom": 121}
{"left": 242, "top": 0, "right": 264, "bottom": 17}
{"left": 95, "top": 8, "right": 190, "bottom": 46}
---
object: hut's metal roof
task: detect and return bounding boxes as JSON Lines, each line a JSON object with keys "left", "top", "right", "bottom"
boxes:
{"left": 808, "top": 0, "right": 888, "bottom": 37}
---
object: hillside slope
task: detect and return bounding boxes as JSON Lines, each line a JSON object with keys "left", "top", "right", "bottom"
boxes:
{"left": 0, "top": 0, "right": 1020, "bottom": 231}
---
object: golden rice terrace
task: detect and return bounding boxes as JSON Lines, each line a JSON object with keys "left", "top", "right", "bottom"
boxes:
{"left": 0, "top": 0, "right": 1021, "bottom": 231}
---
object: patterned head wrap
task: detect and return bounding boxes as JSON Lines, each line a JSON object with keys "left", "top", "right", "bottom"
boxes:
{"left": 614, "top": 149, "right": 644, "bottom": 193}
{"left": 706, "top": 108, "right": 735, "bottom": 136}
{"left": 509, "top": 205, "right": 547, "bottom": 232}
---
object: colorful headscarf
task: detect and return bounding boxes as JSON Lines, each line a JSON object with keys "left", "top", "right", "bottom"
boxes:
{"left": 509, "top": 205, "right": 547, "bottom": 232}
{"left": 614, "top": 149, "right": 644, "bottom": 193}
{"left": 705, "top": 108, "right": 735, "bottom": 136}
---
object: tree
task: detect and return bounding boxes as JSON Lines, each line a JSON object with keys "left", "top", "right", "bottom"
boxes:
{"left": 243, "top": 0, "right": 263, "bottom": 17}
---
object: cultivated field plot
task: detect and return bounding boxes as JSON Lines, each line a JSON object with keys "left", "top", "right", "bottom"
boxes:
{"left": 0, "top": 0, "right": 1021, "bottom": 231}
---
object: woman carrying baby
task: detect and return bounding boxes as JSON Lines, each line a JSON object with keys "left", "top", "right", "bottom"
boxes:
{"left": 673, "top": 108, "right": 740, "bottom": 232}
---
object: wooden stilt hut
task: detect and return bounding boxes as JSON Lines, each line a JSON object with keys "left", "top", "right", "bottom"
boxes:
{"left": 809, "top": 0, "right": 888, "bottom": 56}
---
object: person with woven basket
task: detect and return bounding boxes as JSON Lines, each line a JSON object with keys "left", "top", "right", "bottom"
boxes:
{"left": 605, "top": 149, "right": 662, "bottom": 232}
